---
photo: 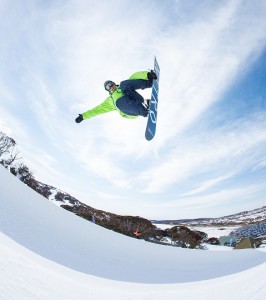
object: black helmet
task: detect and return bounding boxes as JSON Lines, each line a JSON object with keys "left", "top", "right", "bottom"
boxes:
{"left": 104, "top": 80, "right": 116, "bottom": 91}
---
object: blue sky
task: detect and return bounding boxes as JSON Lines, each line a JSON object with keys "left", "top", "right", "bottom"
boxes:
{"left": 0, "top": 0, "right": 266, "bottom": 219}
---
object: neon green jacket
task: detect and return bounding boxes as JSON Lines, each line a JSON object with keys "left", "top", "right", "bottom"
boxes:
{"left": 82, "top": 71, "right": 149, "bottom": 120}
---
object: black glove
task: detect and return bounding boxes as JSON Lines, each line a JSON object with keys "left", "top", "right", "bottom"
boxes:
{"left": 75, "top": 114, "right": 84, "bottom": 123}
{"left": 147, "top": 70, "right": 157, "bottom": 80}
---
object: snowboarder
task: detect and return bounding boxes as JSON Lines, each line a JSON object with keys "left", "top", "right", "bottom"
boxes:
{"left": 75, "top": 70, "right": 157, "bottom": 123}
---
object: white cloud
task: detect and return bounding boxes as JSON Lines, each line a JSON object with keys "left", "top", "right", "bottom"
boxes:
{"left": 156, "top": 1, "right": 266, "bottom": 146}
{"left": 140, "top": 114, "right": 266, "bottom": 193}
{"left": 179, "top": 173, "right": 235, "bottom": 197}
{"left": 1, "top": 0, "right": 266, "bottom": 218}
{"left": 145, "top": 181, "right": 266, "bottom": 219}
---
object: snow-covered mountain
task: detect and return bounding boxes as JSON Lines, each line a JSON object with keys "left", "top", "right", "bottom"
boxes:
{"left": 152, "top": 206, "right": 266, "bottom": 226}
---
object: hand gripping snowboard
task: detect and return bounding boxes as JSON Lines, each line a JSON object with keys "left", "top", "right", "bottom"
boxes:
{"left": 145, "top": 57, "right": 160, "bottom": 141}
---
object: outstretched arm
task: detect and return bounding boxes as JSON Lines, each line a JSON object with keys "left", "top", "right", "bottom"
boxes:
{"left": 82, "top": 98, "right": 116, "bottom": 120}
{"left": 75, "top": 97, "right": 116, "bottom": 123}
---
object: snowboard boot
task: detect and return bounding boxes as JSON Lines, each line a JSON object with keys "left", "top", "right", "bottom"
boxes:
{"left": 147, "top": 70, "right": 157, "bottom": 80}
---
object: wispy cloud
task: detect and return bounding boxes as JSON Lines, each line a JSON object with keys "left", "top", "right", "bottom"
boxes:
{"left": 145, "top": 181, "right": 266, "bottom": 218}
{"left": 179, "top": 173, "right": 235, "bottom": 197}
{"left": 157, "top": 0, "right": 266, "bottom": 145}
{"left": 1, "top": 0, "right": 266, "bottom": 218}
{"left": 139, "top": 114, "right": 266, "bottom": 193}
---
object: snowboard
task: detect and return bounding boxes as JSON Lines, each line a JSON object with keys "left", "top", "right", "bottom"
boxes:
{"left": 145, "top": 57, "right": 160, "bottom": 141}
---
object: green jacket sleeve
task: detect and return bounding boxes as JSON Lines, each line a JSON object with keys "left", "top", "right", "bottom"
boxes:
{"left": 82, "top": 96, "right": 116, "bottom": 120}
{"left": 129, "top": 71, "right": 149, "bottom": 80}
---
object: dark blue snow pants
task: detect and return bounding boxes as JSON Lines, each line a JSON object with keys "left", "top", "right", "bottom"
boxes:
{"left": 116, "top": 79, "right": 153, "bottom": 117}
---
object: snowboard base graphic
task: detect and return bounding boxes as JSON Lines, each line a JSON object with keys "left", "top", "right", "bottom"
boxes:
{"left": 145, "top": 57, "right": 160, "bottom": 141}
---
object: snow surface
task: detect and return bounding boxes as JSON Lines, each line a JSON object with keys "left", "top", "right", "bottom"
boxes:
{"left": 0, "top": 165, "right": 266, "bottom": 299}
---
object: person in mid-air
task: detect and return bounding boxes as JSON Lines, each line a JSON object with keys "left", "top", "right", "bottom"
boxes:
{"left": 75, "top": 70, "right": 157, "bottom": 123}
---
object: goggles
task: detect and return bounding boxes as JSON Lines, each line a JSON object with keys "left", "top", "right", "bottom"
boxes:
{"left": 105, "top": 81, "right": 115, "bottom": 91}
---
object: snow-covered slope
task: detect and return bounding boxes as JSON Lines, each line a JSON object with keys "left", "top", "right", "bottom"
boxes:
{"left": 0, "top": 165, "right": 266, "bottom": 299}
